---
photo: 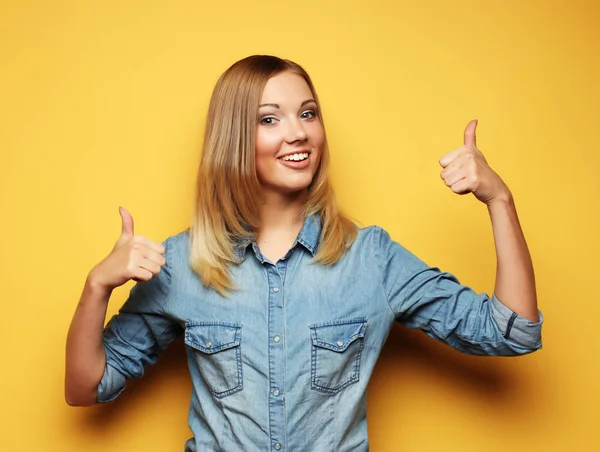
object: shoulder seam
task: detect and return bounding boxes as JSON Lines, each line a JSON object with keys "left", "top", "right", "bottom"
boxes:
{"left": 160, "top": 234, "right": 175, "bottom": 317}
{"left": 371, "top": 226, "right": 396, "bottom": 319}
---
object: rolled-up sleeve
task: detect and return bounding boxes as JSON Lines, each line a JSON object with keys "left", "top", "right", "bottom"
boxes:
{"left": 97, "top": 235, "right": 183, "bottom": 403}
{"left": 374, "top": 226, "right": 544, "bottom": 356}
{"left": 490, "top": 293, "right": 543, "bottom": 350}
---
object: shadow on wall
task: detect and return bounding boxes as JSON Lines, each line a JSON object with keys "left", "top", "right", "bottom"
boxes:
{"left": 65, "top": 208, "right": 543, "bottom": 446}
{"left": 69, "top": 324, "right": 535, "bottom": 435}
{"left": 372, "top": 322, "right": 527, "bottom": 397}
{"left": 78, "top": 337, "right": 192, "bottom": 434}
{"left": 368, "top": 322, "right": 540, "bottom": 437}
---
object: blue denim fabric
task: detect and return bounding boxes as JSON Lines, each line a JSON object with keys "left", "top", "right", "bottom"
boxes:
{"left": 98, "top": 214, "right": 544, "bottom": 451}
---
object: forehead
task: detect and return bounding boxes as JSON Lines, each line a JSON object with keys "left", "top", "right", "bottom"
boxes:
{"left": 260, "top": 71, "right": 313, "bottom": 104}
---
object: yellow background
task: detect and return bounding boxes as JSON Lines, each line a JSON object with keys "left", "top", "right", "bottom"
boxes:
{"left": 1, "top": 0, "right": 598, "bottom": 450}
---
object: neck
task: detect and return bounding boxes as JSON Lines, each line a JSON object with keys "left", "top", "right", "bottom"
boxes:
{"left": 257, "top": 189, "right": 307, "bottom": 233}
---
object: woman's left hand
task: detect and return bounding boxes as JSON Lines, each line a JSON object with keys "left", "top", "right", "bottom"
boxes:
{"left": 439, "top": 120, "right": 511, "bottom": 205}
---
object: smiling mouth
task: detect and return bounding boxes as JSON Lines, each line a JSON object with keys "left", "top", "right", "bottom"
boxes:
{"left": 279, "top": 152, "right": 309, "bottom": 162}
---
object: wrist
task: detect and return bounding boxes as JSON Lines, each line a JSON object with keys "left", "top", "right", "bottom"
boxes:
{"left": 487, "top": 188, "right": 513, "bottom": 208}
{"left": 85, "top": 271, "right": 113, "bottom": 298}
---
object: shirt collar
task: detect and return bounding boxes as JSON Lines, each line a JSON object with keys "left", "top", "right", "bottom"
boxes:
{"left": 233, "top": 213, "right": 322, "bottom": 263}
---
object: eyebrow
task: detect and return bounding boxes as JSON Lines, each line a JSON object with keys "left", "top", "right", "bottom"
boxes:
{"left": 258, "top": 99, "right": 317, "bottom": 109}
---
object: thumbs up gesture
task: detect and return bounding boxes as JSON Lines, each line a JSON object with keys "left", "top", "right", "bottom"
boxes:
{"left": 439, "top": 120, "right": 510, "bottom": 205}
{"left": 88, "top": 207, "right": 166, "bottom": 292}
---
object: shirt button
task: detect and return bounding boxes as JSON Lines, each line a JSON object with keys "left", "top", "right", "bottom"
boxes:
{"left": 273, "top": 287, "right": 280, "bottom": 293}
{"left": 274, "top": 444, "right": 281, "bottom": 450}
{"left": 206, "top": 342, "right": 212, "bottom": 349}
{"left": 273, "top": 335, "right": 281, "bottom": 343}
{"left": 337, "top": 340, "right": 343, "bottom": 347}
{"left": 273, "top": 389, "right": 280, "bottom": 396}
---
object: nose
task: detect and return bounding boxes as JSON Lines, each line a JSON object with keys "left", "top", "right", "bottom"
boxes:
{"left": 285, "top": 117, "right": 308, "bottom": 143}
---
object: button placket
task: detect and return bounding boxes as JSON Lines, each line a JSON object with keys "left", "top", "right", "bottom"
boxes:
{"left": 267, "top": 264, "right": 286, "bottom": 452}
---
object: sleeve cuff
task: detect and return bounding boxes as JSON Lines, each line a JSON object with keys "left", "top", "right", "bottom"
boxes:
{"left": 96, "top": 363, "right": 127, "bottom": 403}
{"left": 490, "top": 293, "right": 544, "bottom": 350}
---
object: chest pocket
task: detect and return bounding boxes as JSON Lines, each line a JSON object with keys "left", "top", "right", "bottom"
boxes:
{"left": 184, "top": 322, "right": 243, "bottom": 398}
{"left": 309, "top": 318, "right": 367, "bottom": 394}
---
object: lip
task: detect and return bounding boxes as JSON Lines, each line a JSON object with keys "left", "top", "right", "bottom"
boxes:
{"left": 277, "top": 149, "right": 311, "bottom": 159}
{"left": 278, "top": 153, "right": 311, "bottom": 170}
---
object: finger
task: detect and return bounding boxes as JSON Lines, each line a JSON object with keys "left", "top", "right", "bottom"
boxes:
{"left": 450, "top": 177, "right": 474, "bottom": 195}
{"left": 145, "top": 238, "right": 166, "bottom": 254}
{"left": 440, "top": 156, "right": 463, "bottom": 179}
{"left": 439, "top": 147, "right": 468, "bottom": 168}
{"left": 130, "top": 235, "right": 166, "bottom": 254}
{"left": 142, "top": 259, "right": 162, "bottom": 275}
{"left": 463, "top": 119, "right": 478, "bottom": 148}
{"left": 138, "top": 259, "right": 162, "bottom": 278}
{"left": 120, "top": 206, "right": 134, "bottom": 237}
{"left": 142, "top": 248, "right": 167, "bottom": 267}
{"left": 442, "top": 168, "right": 466, "bottom": 187}
{"left": 117, "top": 206, "right": 135, "bottom": 245}
{"left": 132, "top": 267, "right": 154, "bottom": 283}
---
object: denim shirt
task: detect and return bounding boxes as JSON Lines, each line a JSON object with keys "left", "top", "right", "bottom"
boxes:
{"left": 98, "top": 214, "right": 544, "bottom": 451}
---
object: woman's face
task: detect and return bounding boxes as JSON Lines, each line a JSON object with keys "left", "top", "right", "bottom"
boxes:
{"left": 255, "top": 71, "right": 324, "bottom": 197}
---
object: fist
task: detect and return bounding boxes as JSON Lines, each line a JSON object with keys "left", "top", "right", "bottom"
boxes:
{"left": 439, "top": 120, "right": 510, "bottom": 205}
{"left": 88, "top": 207, "right": 166, "bottom": 291}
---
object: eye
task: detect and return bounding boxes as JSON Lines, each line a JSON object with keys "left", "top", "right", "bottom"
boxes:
{"left": 259, "top": 116, "right": 278, "bottom": 125}
{"left": 301, "top": 110, "right": 317, "bottom": 120}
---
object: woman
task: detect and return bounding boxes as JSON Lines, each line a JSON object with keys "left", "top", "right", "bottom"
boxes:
{"left": 65, "top": 55, "right": 543, "bottom": 451}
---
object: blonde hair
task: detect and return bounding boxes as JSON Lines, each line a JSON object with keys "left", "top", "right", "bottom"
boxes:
{"left": 189, "top": 55, "right": 357, "bottom": 295}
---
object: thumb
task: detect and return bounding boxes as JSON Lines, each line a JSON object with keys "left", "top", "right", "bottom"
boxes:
{"left": 117, "top": 206, "right": 134, "bottom": 244}
{"left": 464, "top": 119, "right": 478, "bottom": 148}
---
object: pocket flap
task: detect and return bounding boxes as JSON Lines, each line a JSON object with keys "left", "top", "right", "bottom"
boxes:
{"left": 185, "top": 322, "right": 241, "bottom": 354}
{"left": 310, "top": 318, "right": 366, "bottom": 352}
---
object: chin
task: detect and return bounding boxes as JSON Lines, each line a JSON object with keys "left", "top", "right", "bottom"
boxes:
{"left": 281, "top": 185, "right": 311, "bottom": 196}
{"left": 262, "top": 182, "right": 312, "bottom": 197}
{"left": 286, "top": 178, "right": 315, "bottom": 192}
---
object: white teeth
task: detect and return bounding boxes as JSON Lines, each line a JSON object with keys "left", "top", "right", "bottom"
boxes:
{"left": 281, "top": 152, "right": 309, "bottom": 161}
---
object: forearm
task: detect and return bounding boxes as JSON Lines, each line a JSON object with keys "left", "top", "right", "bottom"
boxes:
{"left": 487, "top": 193, "right": 539, "bottom": 322}
{"left": 65, "top": 275, "right": 111, "bottom": 406}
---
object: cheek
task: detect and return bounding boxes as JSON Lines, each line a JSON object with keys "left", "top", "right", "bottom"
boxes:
{"left": 309, "top": 122, "right": 325, "bottom": 147}
{"left": 255, "top": 129, "right": 280, "bottom": 157}
{"left": 255, "top": 131, "right": 278, "bottom": 181}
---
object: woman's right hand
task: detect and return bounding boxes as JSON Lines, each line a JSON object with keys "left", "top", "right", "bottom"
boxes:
{"left": 87, "top": 206, "right": 166, "bottom": 292}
